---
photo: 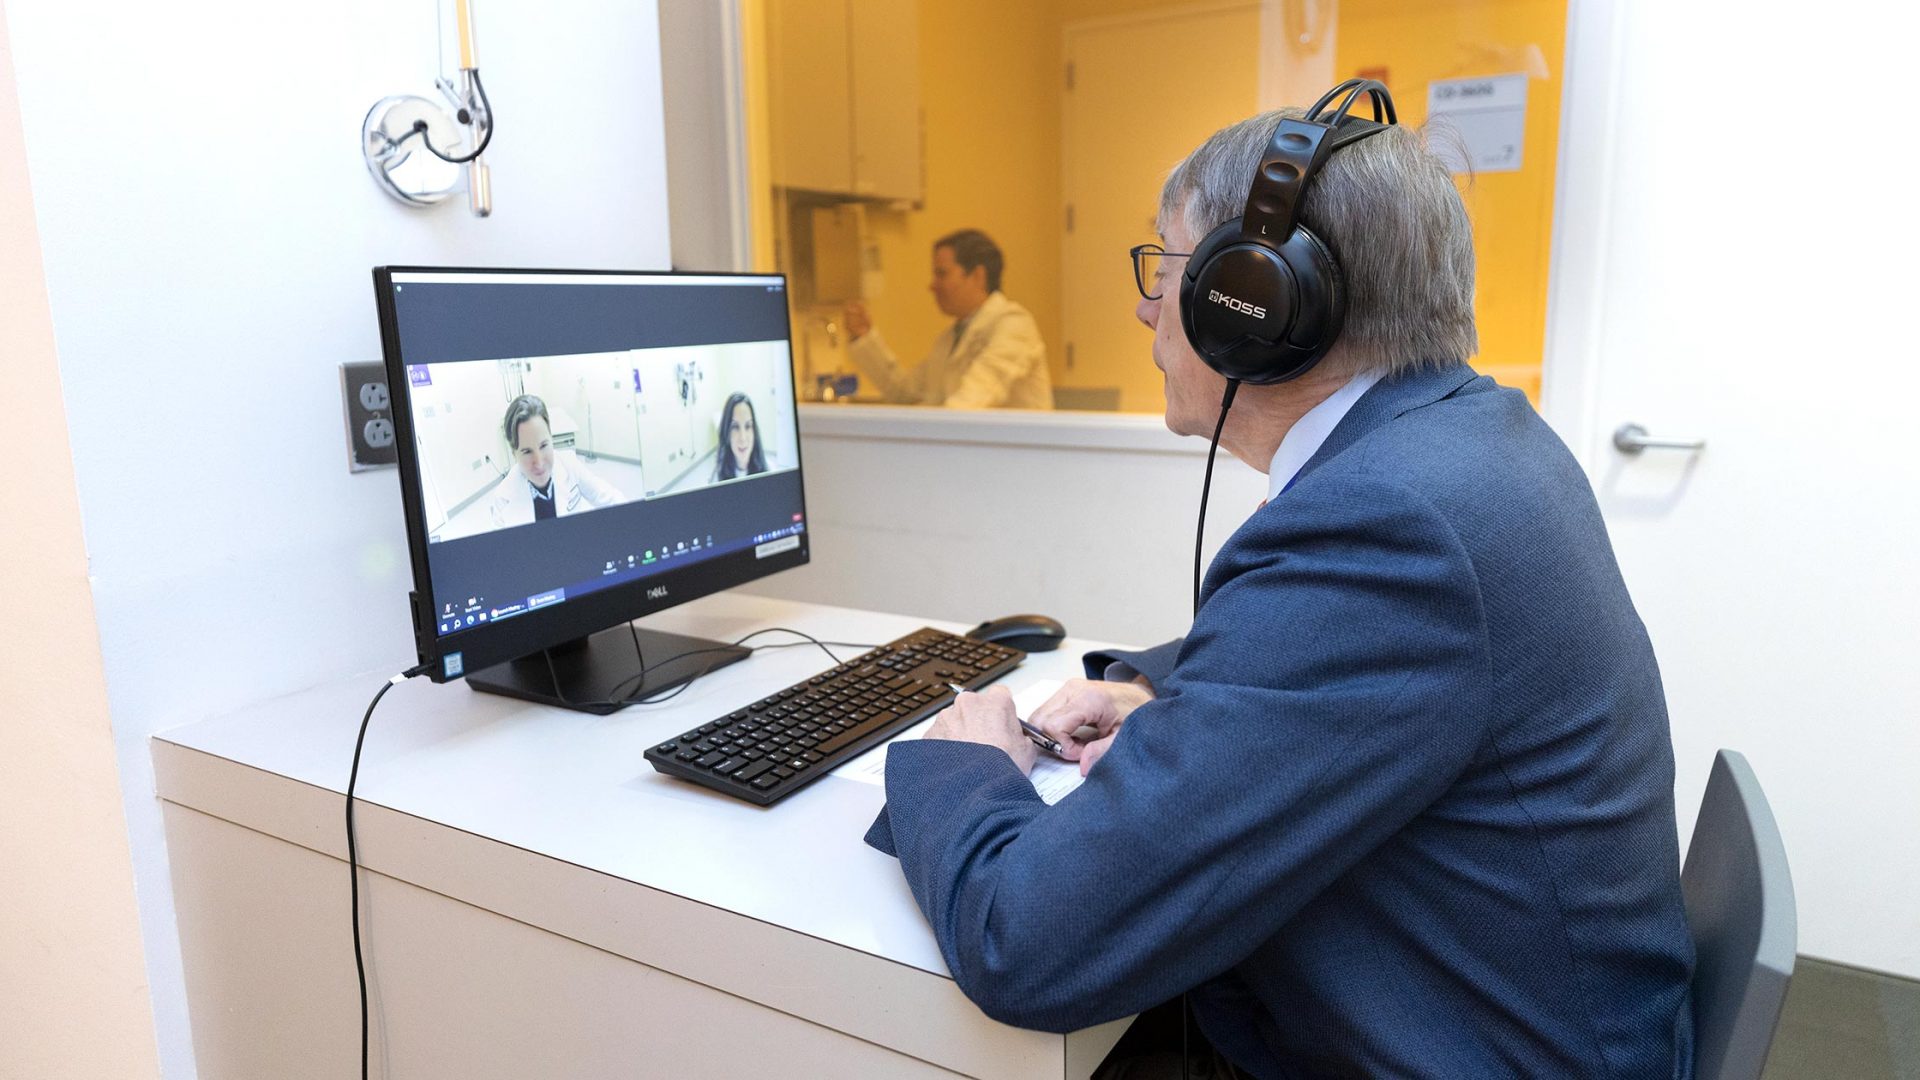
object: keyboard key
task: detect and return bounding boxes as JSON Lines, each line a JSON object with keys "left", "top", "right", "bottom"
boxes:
{"left": 715, "top": 757, "right": 744, "bottom": 775}
{"left": 695, "top": 751, "right": 725, "bottom": 768}
{"left": 735, "top": 759, "right": 776, "bottom": 783}
{"left": 752, "top": 775, "right": 779, "bottom": 790}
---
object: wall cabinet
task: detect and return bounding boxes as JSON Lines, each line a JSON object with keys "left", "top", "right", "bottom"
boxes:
{"left": 768, "top": 0, "right": 922, "bottom": 202}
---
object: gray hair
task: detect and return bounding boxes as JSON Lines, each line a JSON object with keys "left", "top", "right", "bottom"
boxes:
{"left": 1158, "top": 108, "right": 1477, "bottom": 377}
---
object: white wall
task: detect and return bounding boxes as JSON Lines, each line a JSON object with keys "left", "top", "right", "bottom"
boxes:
{"left": 743, "top": 407, "right": 1269, "bottom": 648}
{"left": 659, "top": 0, "right": 749, "bottom": 272}
{"left": 3, "top": 1, "right": 671, "bottom": 1074}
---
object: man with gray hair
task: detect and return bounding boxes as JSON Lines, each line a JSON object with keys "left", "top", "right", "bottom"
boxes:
{"left": 865, "top": 95, "right": 1697, "bottom": 1078}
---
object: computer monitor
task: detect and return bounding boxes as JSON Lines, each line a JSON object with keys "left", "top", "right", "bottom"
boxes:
{"left": 373, "top": 266, "right": 809, "bottom": 713}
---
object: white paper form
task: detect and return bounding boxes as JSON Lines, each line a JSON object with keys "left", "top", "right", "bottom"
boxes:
{"left": 1427, "top": 73, "right": 1529, "bottom": 174}
{"left": 831, "top": 679, "right": 1087, "bottom": 805}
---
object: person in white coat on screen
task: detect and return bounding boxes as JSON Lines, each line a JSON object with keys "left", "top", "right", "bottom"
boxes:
{"left": 843, "top": 229, "right": 1052, "bottom": 410}
{"left": 488, "top": 395, "right": 624, "bottom": 529}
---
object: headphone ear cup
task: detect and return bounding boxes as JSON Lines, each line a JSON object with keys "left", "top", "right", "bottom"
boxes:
{"left": 1272, "top": 223, "right": 1345, "bottom": 364}
{"left": 1181, "top": 222, "right": 1298, "bottom": 384}
{"left": 1177, "top": 221, "right": 1347, "bottom": 385}
{"left": 1177, "top": 220, "right": 1250, "bottom": 358}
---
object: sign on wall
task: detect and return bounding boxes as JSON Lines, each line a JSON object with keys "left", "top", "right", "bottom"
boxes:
{"left": 1427, "top": 73, "right": 1529, "bottom": 174}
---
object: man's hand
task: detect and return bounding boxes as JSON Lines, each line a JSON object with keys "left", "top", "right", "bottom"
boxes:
{"left": 1027, "top": 678, "right": 1154, "bottom": 776}
{"left": 843, "top": 300, "right": 872, "bottom": 341}
{"left": 923, "top": 685, "right": 1036, "bottom": 774}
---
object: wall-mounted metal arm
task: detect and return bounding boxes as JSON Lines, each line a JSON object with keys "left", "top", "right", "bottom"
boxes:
{"left": 1613, "top": 422, "right": 1707, "bottom": 455}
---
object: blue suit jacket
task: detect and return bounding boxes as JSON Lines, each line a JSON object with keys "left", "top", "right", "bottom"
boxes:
{"left": 867, "top": 364, "right": 1695, "bottom": 1078}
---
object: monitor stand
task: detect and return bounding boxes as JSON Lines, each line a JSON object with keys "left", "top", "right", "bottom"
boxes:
{"left": 466, "top": 623, "right": 750, "bottom": 716}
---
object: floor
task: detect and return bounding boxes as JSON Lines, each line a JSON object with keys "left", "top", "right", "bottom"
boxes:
{"left": 1763, "top": 957, "right": 1920, "bottom": 1080}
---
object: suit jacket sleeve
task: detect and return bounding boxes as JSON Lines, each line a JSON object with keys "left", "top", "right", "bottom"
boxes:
{"left": 865, "top": 473, "right": 1493, "bottom": 1032}
{"left": 1081, "top": 640, "right": 1183, "bottom": 687}
{"left": 943, "top": 309, "right": 1045, "bottom": 409}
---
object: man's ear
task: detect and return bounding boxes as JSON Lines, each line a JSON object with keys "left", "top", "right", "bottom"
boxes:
{"left": 969, "top": 265, "right": 989, "bottom": 291}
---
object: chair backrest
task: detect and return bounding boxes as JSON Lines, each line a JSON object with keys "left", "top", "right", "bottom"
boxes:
{"left": 1682, "top": 749, "right": 1798, "bottom": 1080}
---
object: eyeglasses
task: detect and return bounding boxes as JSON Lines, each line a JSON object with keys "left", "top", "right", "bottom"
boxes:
{"left": 1129, "top": 243, "right": 1192, "bottom": 301}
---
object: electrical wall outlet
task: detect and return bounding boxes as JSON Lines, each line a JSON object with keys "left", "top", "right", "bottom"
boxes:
{"left": 341, "top": 362, "right": 398, "bottom": 472}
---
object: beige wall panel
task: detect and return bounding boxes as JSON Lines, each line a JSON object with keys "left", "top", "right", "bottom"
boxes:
{"left": 0, "top": 5, "right": 159, "bottom": 1077}
{"left": 769, "top": 0, "right": 855, "bottom": 192}
{"left": 165, "top": 803, "right": 965, "bottom": 1079}
{"left": 849, "top": 0, "right": 922, "bottom": 201}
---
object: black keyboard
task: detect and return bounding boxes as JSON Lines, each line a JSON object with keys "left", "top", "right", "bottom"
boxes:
{"left": 644, "top": 627, "right": 1026, "bottom": 805}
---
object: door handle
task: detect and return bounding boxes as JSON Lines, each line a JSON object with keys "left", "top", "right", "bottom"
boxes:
{"left": 1612, "top": 423, "right": 1707, "bottom": 455}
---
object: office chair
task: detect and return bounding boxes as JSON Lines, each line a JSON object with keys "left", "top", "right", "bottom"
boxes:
{"left": 1682, "top": 749, "right": 1798, "bottom": 1080}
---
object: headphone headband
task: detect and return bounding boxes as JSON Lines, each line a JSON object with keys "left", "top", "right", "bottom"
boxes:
{"left": 1238, "top": 78, "right": 1395, "bottom": 246}
{"left": 1179, "top": 78, "right": 1400, "bottom": 386}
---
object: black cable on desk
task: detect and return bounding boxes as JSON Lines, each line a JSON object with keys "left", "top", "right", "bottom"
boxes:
{"left": 345, "top": 632, "right": 872, "bottom": 1076}
{"left": 575, "top": 626, "right": 872, "bottom": 710}
{"left": 347, "top": 663, "right": 429, "bottom": 1080}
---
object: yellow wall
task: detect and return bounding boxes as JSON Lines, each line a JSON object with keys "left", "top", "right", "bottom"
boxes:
{"left": 1338, "top": 0, "right": 1566, "bottom": 401}
{"left": 859, "top": 0, "right": 1063, "bottom": 379}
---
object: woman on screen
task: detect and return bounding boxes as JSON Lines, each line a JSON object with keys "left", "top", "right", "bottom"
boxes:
{"left": 489, "top": 395, "right": 624, "bottom": 528}
{"left": 713, "top": 392, "right": 769, "bottom": 481}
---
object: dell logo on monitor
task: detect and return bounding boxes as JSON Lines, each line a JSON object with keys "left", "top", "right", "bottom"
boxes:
{"left": 647, "top": 585, "right": 670, "bottom": 600}
{"left": 1207, "top": 289, "right": 1267, "bottom": 320}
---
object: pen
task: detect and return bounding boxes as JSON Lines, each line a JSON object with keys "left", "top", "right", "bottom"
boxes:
{"left": 947, "top": 682, "right": 1068, "bottom": 757}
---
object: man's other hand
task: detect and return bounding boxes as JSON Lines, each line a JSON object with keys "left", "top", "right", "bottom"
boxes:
{"left": 843, "top": 300, "right": 872, "bottom": 340}
{"left": 1027, "top": 679, "right": 1154, "bottom": 776}
{"left": 924, "top": 685, "right": 1036, "bottom": 774}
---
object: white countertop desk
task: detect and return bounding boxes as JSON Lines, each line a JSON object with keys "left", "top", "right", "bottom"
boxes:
{"left": 153, "top": 594, "right": 1136, "bottom": 1079}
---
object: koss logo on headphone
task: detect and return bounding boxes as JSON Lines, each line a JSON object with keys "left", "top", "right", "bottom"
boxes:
{"left": 1207, "top": 289, "right": 1267, "bottom": 320}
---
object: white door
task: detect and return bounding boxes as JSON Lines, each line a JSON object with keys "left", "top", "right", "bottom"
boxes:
{"left": 1545, "top": 1, "right": 1920, "bottom": 977}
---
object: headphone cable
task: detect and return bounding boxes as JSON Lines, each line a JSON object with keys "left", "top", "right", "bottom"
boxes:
{"left": 1194, "top": 379, "right": 1241, "bottom": 616}
{"left": 1175, "top": 374, "right": 1236, "bottom": 1068}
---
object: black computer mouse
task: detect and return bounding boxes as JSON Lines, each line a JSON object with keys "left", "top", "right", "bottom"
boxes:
{"left": 966, "top": 613, "right": 1067, "bottom": 653}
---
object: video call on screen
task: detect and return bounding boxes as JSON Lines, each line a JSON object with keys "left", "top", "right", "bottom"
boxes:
{"left": 386, "top": 273, "right": 807, "bottom": 636}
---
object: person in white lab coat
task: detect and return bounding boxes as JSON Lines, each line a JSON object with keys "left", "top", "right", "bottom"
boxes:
{"left": 488, "top": 395, "right": 624, "bottom": 529}
{"left": 843, "top": 229, "right": 1052, "bottom": 409}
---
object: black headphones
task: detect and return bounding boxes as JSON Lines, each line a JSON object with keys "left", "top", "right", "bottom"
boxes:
{"left": 1179, "top": 79, "right": 1399, "bottom": 385}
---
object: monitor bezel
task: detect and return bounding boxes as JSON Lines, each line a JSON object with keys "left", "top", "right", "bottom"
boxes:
{"left": 373, "top": 264, "right": 810, "bottom": 681}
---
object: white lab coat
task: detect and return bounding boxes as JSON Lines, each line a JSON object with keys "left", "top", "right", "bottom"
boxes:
{"left": 488, "top": 451, "right": 625, "bottom": 528}
{"left": 847, "top": 291, "right": 1052, "bottom": 409}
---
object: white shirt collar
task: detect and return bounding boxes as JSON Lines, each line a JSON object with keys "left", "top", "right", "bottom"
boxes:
{"left": 1266, "top": 369, "right": 1384, "bottom": 502}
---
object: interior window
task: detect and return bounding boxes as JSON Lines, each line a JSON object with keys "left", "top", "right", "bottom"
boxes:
{"left": 738, "top": 0, "right": 1566, "bottom": 412}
